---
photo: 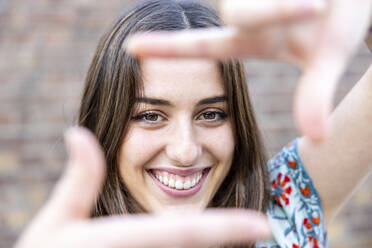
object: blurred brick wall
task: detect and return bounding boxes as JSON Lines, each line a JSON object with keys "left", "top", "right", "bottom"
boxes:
{"left": 0, "top": 0, "right": 371, "bottom": 247}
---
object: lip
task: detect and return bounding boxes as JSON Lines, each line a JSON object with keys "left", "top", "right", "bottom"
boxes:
{"left": 149, "top": 167, "right": 207, "bottom": 176}
{"left": 147, "top": 168, "right": 211, "bottom": 198}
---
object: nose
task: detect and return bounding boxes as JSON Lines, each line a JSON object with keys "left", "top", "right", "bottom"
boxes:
{"left": 165, "top": 120, "right": 201, "bottom": 167}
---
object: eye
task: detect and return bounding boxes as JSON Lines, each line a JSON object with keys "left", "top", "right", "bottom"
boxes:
{"left": 197, "top": 110, "right": 227, "bottom": 123}
{"left": 132, "top": 111, "right": 166, "bottom": 124}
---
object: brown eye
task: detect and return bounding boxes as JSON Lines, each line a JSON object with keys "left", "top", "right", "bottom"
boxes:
{"left": 202, "top": 111, "right": 216, "bottom": 120}
{"left": 145, "top": 113, "right": 159, "bottom": 121}
{"left": 198, "top": 110, "right": 227, "bottom": 123}
{"left": 132, "top": 111, "right": 165, "bottom": 124}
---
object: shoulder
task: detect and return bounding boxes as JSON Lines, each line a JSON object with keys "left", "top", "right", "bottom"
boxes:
{"left": 256, "top": 139, "right": 328, "bottom": 248}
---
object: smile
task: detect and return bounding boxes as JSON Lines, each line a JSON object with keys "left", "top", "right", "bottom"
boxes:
{"left": 147, "top": 167, "right": 211, "bottom": 197}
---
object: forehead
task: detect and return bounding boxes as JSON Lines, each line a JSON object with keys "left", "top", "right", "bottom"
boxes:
{"left": 140, "top": 58, "right": 224, "bottom": 100}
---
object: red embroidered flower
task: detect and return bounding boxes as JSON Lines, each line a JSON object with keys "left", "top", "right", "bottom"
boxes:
{"left": 300, "top": 185, "right": 310, "bottom": 197}
{"left": 272, "top": 173, "right": 292, "bottom": 207}
{"left": 288, "top": 160, "right": 297, "bottom": 169}
{"left": 303, "top": 218, "right": 313, "bottom": 230}
{"left": 308, "top": 236, "right": 319, "bottom": 248}
{"left": 312, "top": 215, "right": 320, "bottom": 225}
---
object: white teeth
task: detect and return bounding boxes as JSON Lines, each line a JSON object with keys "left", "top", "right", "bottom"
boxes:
{"left": 152, "top": 169, "right": 205, "bottom": 190}
{"left": 175, "top": 180, "right": 183, "bottom": 190}
{"left": 169, "top": 178, "right": 175, "bottom": 188}
{"left": 191, "top": 178, "right": 196, "bottom": 187}
{"left": 163, "top": 177, "right": 169, "bottom": 186}
{"left": 183, "top": 180, "right": 191, "bottom": 189}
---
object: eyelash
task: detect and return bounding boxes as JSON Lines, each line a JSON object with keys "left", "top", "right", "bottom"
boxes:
{"left": 132, "top": 110, "right": 228, "bottom": 125}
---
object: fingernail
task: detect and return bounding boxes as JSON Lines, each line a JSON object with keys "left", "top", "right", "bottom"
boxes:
{"left": 125, "top": 36, "right": 136, "bottom": 51}
{"left": 125, "top": 33, "right": 164, "bottom": 56}
{"left": 125, "top": 33, "right": 152, "bottom": 54}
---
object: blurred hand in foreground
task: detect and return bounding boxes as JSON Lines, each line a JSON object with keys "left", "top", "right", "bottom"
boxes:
{"left": 126, "top": 0, "right": 372, "bottom": 141}
{"left": 14, "top": 127, "right": 271, "bottom": 248}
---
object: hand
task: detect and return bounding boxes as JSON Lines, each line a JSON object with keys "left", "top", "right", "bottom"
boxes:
{"left": 14, "top": 127, "right": 271, "bottom": 248}
{"left": 126, "top": 0, "right": 372, "bottom": 141}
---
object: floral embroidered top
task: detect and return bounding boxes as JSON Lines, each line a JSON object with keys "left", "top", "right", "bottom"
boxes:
{"left": 256, "top": 139, "right": 327, "bottom": 248}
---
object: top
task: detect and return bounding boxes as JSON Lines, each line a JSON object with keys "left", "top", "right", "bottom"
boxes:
{"left": 256, "top": 139, "right": 327, "bottom": 248}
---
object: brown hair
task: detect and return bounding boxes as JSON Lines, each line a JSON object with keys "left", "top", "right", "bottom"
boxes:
{"left": 79, "top": 0, "right": 270, "bottom": 228}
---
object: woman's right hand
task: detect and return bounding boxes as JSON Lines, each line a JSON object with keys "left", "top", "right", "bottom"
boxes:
{"left": 14, "top": 127, "right": 271, "bottom": 248}
{"left": 127, "top": 0, "right": 372, "bottom": 141}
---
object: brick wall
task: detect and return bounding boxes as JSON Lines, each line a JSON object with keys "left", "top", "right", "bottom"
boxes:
{"left": 0, "top": 0, "right": 371, "bottom": 247}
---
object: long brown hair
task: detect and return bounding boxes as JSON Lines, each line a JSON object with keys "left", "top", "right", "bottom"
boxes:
{"left": 79, "top": 0, "right": 270, "bottom": 224}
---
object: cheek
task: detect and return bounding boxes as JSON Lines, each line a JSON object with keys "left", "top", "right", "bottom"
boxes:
{"left": 198, "top": 124, "right": 235, "bottom": 200}
{"left": 118, "top": 127, "right": 165, "bottom": 207}
{"left": 200, "top": 124, "right": 235, "bottom": 163}
{"left": 119, "top": 127, "right": 163, "bottom": 173}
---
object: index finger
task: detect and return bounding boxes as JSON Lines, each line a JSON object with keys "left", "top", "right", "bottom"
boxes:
{"left": 126, "top": 27, "right": 287, "bottom": 59}
{"left": 126, "top": 27, "right": 241, "bottom": 59}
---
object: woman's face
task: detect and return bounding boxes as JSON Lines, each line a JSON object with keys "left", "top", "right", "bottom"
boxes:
{"left": 119, "top": 59, "right": 235, "bottom": 213}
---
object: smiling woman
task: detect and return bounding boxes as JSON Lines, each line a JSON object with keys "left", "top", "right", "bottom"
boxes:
{"left": 74, "top": 0, "right": 330, "bottom": 247}
{"left": 17, "top": 0, "right": 356, "bottom": 247}
{"left": 79, "top": 1, "right": 270, "bottom": 216}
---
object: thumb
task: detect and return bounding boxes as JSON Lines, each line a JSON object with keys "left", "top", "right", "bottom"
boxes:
{"left": 294, "top": 51, "right": 346, "bottom": 141}
{"left": 220, "top": 0, "right": 327, "bottom": 29}
{"left": 47, "top": 126, "right": 106, "bottom": 222}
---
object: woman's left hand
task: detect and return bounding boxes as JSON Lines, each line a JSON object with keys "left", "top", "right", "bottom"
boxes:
{"left": 14, "top": 127, "right": 272, "bottom": 248}
{"left": 126, "top": 0, "right": 372, "bottom": 141}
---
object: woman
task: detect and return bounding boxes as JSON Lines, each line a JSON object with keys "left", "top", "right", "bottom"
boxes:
{"left": 15, "top": 0, "right": 372, "bottom": 248}
{"left": 79, "top": 0, "right": 269, "bottom": 216}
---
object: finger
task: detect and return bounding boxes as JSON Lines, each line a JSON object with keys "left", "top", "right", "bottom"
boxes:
{"left": 221, "top": 0, "right": 327, "bottom": 29}
{"left": 47, "top": 126, "right": 106, "bottom": 221}
{"left": 126, "top": 27, "right": 241, "bottom": 58}
{"left": 14, "top": 127, "right": 106, "bottom": 248}
{"left": 127, "top": 27, "right": 286, "bottom": 59}
{"left": 57, "top": 209, "right": 272, "bottom": 248}
{"left": 294, "top": 51, "right": 347, "bottom": 141}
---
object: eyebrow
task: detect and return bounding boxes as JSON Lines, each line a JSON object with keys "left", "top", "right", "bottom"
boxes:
{"left": 135, "top": 96, "right": 227, "bottom": 106}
